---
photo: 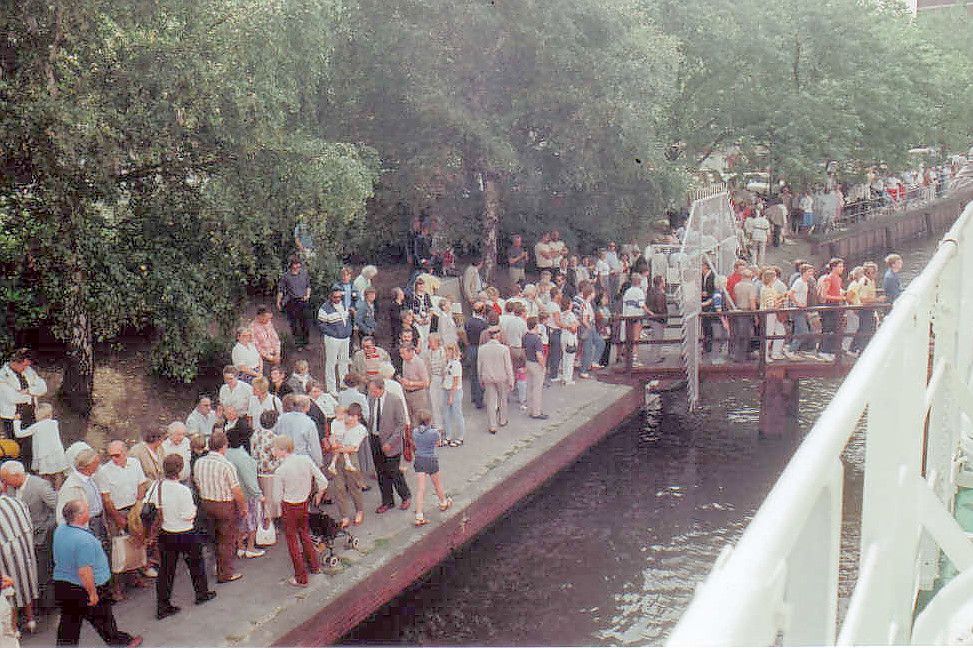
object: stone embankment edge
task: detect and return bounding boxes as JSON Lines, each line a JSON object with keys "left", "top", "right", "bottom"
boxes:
{"left": 254, "top": 384, "right": 642, "bottom": 647}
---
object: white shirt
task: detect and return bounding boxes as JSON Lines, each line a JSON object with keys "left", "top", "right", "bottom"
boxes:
{"left": 231, "top": 342, "right": 261, "bottom": 370}
{"left": 333, "top": 422, "right": 367, "bottom": 450}
{"left": 161, "top": 438, "right": 192, "bottom": 482}
{"left": 99, "top": 457, "right": 148, "bottom": 509}
{"left": 248, "top": 393, "right": 282, "bottom": 423}
{"left": 790, "top": 277, "right": 809, "bottom": 308}
{"left": 500, "top": 314, "right": 528, "bottom": 348}
{"left": 622, "top": 286, "right": 647, "bottom": 317}
{"left": 146, "top": 479, "right": 197, "bottom": 533}
{"left": 594, "top": 259, "right": 610, "bottom": 278}
{"left": 186, "top": 408, "right": 218, "bottom": 438}
{"left": 534, "top": 242, "right": 553, "bottom": 268}
{"left": 0, "top": 363, "right": 47, "bottom": 419}
{"left": 219, "top": 380, "right": 253, "bottom": 415}
{"left": 275, "top": 453, "right": 328, "bottom": 504}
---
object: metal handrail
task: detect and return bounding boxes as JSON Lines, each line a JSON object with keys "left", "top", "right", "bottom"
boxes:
{"left": 666, "top": 198, "right": 973, "bottom": 645}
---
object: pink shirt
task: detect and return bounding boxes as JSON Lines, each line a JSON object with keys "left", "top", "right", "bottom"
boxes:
{"left": 251, "top": 319, "right": 281, "bottom": 360}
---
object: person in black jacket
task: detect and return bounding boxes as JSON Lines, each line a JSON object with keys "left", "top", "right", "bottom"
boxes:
{"left": 463, "top": 302, "right": 489, "bottom": 409}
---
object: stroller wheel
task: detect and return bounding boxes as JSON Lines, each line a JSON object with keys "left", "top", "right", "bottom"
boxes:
{"left": 327, "top": 555, "right": 341, "bottom": 568}
{"left": 348, "top": 536, "right": 360, "bottom": 549}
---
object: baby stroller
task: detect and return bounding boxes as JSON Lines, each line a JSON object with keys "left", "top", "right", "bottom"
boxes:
{"left": 308, "top": 507, "right": 359, "bottom": 568}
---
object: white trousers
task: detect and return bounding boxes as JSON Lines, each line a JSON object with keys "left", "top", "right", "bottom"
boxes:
{"left": 765, "top": 314, "right": 785, "bottom": 359}
{"left": 324, "top": 335, "right": 350, "bottom": 395}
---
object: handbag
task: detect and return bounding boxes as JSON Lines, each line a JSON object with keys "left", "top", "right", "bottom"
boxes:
{"left": 111, "top": 533, "right": 148, "bottom": 574}
{"left": 0, "top": 439, "right": 19, "bottom": 460}
{"left": 138, "top": 480, "right": 164, "bottom": 540}
{"left": 255, "top": 505, "right": 277, "bottom": 547}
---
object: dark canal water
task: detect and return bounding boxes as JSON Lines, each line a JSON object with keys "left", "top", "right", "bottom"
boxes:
{"left": 341, "top": 240, "right": 938, "bottom": 646}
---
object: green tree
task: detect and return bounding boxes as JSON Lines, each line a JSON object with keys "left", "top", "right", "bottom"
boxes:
{"left": 322, "top": 0, "right": 684, "bottom": 279}
{"left": 0, "top": 0, "right": 378, "bottom": 413}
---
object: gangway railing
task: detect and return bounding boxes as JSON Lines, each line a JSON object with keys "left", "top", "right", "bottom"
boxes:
{"left": 667, "top": 198, "right": 973, "bottom": 645}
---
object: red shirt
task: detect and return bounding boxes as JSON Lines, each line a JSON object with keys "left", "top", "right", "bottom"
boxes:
{"left": 823, "top": 273, "right": 843, "bottom": 302}
{"left": 726, "top": 272, "right": 743, "bottom": 299}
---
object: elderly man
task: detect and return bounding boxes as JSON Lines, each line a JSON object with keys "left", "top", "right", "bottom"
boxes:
{"left": 0, "top": 473, "right": 39, "bottom": 631}
{"left": 350, "top": 336, "right": 391, "bottom": 382}
{"left": 275, "top": 395, "right": 323, "bottom": 467}
{"left": 0, "top": 348, "right": 48, "bottom": 470}
{"left": 1, "top": 461, "right": 56, "bottom": 610}
{"left": 193, "top": 432, "right": 246, "bottom": 584}
{"left": 185, "top": 395, "right": 218, "bottom": 439}
{"left": 129, "top": 428, "right": 165, "bottom": 482}
{"left": 366, "top": 379, "right": 411, "bottom": 514}
{"left": 272, "top": 436, "right": 327, "bottom": 587}
{"left": 276, "top": 255, "right": 312, "bottom": 350}
{"left": 398, "top": 344, "right": 431, "bottom": 421}
{"left": 57, "top": 449, "right": 109, "bottom": 535}
{"left": 53, "top": 499, "right": 142, "bottom": 647}
{"left": 99, "top": 442, "right": 148, "bottom": 537}
{"left": 251, "top": 306, "right": 282, "bottom": 376}
{"left": 477, "top": 326, "right": 514, "bottom": 434}
{"left": 318, "top": 284, "right": 354, "bottom": 396}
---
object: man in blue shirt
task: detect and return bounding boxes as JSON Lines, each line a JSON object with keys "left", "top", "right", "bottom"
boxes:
{"left": 53, "top": 498, "right": 141, "bottom": 646}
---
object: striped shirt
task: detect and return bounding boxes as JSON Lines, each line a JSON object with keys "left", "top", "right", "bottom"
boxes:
{"left": 0, "top": 495, "right": 38, "bottom": 608}
{"left": 192, "top": 452, "right": 240, "bottom": 502}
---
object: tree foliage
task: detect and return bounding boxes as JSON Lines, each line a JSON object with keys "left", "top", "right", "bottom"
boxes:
{"left": 0, "top": 0, "right": 378, "bottom": 409}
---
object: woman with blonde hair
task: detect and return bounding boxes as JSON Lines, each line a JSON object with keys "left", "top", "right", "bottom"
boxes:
{"left": 843, "top": 266, "right": 865, "bottom": 354}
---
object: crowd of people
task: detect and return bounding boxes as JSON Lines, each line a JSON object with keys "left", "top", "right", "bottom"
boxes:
{"left": 0, "top": 223, "right": 686, "bottom": 645}
{"left": 0, "top": 190, "right": 919, "bottom": 644}
{"left": 697, "top": 253, "right": 903, "bottom": 365}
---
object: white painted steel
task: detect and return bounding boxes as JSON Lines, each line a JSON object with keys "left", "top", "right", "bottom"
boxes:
{"left": 667, "top": 200, "right": 973, "bottom": 646}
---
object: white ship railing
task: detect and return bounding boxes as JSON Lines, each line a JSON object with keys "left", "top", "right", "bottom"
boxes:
{"left": 667, "top": 199, "right": 973, "bottom": 646}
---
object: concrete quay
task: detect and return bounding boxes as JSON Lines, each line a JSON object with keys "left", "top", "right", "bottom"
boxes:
{"left": 23, "top": 379, "right": 640, "bottom": 647}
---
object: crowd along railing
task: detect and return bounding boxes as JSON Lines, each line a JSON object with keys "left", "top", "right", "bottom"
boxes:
{"left": 663, "top": 198, "right": 973, "bottom": 645}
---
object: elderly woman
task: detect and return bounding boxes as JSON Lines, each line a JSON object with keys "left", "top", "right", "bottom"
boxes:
{"left": 161, "top": 421, "right": 192, "bottom": 483}
{"left": 248, "top": 377, "right": 282, "bottom": 423}
{"left": 231, "top": 326, "right": 262, "bottom": 383}
{"left": 759, "top": 268, "right": 787, "bottom": 362}
{"left": 353, "top": 265, "right": 378, "bottom": 295}
{"left": 422, "top": 333, "right": 447, "bottom": 431}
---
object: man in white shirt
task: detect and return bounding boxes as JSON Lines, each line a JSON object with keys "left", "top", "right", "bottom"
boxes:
{"left": 534, "top": 232, "right": 554, "bottom": 270}
{"left": 218, "top": 368, "right": 252, "bottom": 417}
{"left": 499, "top": 303, "right": 528, "bottom": 369}
{"left": 100, "top": 441, "right": 148, "bottom": 534}
{"left": 0, "top": 349, "right": 48, "bottom": 469}
{"left": 185, "top": 396, "right": 218, "bottom": 439}
{"left": 272, "top": 435, "right": 327, "bottom": 587}
{"left": 785, "top": 263, "right": 815, "bottom": 357}
{"left": 549, "top": 230, "right": 568, "bottom": 269}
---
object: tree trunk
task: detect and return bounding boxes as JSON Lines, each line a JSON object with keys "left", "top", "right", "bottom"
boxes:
{"left": 481, "top": 171, "right": 501, "bottom": 284}
{"left": 61, "top": 270, "right": 94, "bottom": 415}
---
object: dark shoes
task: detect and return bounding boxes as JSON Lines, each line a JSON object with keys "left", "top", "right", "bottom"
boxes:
{"left": 488, "top": 429, "right": 497, "bottom": 435}
{"left": 375, "top": 504, "right": 393, "bottom": 514}
{"left": 194, "top": 591, "right": 217, "bottom": 605}
{"left": 399, "top": 499, "right": 412, "bottom": 510}
{"left": 530, "top": 414, "right": 550, "bottom": 420}
{"left": 156, "top": 604, "right": 181, "bottom": 620}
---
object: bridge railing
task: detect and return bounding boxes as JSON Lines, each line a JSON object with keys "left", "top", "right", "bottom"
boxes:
{"left": 665, "top": 198, "right": 973, "bottom": 645}
{"left": 614, "top": 303, "right": 892, "bottom": 375}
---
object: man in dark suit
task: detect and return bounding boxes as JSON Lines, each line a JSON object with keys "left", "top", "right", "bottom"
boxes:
{"left": 366, "top": 378, "right": 411, "bottom": 514}
{"left": 1, "top": 461, "right": 56, "bottom": 609}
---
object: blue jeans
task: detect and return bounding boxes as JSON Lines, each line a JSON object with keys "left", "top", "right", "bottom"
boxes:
{"left": 580, "top": 330, "right": 605, "bottom": 373}
{"left": 465, "top": 346, "right": 484, "bottom": 407}
{"left": 789, "top": 313, "right": 809, "bottom": 352}
{"left": 442, "top": 388, "right": 466, "bottom": 441}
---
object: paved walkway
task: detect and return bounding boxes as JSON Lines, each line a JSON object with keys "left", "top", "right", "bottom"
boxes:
{"left": 23, "top": 378, "right": 634, "bottom": 647}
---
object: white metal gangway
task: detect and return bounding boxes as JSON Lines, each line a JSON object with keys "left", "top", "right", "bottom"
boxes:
{"left": 667, "top": 198, "right": 973, "bottom": 646}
